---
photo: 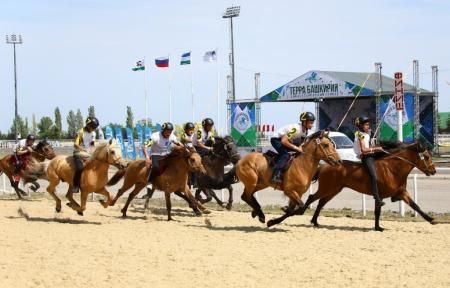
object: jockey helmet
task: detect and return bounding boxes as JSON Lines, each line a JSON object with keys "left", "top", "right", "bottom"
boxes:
{"left": 86, "top": 116, "right": 100, "bottom": 129}
{"left": 161, "top": 122, "right": 174, "bottom": 131}
{"left": 202, "top": 118, "right": 214, "bottom": 127}
{"left": 354, "top": 116, "right": 370, "bottom": 127}
{"left": 300, "top": 112, "right": 315, "bottom": 122}
{"left": 184, "top": 122, "right": 195, "bottom": 131}
{"left": 26, "top": 134, "right": 36, "bottom": 141}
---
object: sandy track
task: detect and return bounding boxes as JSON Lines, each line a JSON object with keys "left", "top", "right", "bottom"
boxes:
{"left": 0, "top": 198, "right": 449, "bottom": 288}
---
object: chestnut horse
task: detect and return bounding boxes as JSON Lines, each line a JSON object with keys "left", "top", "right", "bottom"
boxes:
{"left": 298, "top": 142, "right": 437, "bottom": 231}
{"left": 236, "top": 130, "right": 341, "bottom": 227}
{"left": 25, "top": 139, "right": 126, "bottom": 215}
{"left": 107, "top": 145, "right": 208, "bottom": 221}
{"left": 0, "top": 140, "right": 55, "bottom": 199}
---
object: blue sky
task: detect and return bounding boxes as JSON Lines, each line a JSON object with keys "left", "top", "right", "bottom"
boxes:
{"left": 1, "top": 0, "right": 449, "bottom": 134}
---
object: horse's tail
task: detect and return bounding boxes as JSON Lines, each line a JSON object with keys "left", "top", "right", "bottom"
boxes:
{"left": 23, "top": 162, "right": 48, "bottom": 182}
{"left": 311, "top": 165, "right": 322, "bottom": 184}
{"left": 107, "top": 168, "right": 127, "bottom": 186}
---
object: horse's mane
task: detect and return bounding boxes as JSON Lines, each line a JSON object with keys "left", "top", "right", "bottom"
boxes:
{"left": 381, "top": 141, "right": 426, "bottom": 154}
{"left": 91, "top": 141, "right": 109, "bottom": 159}
{"left": 304, "top": 130, "right": 326, "bottom": 144}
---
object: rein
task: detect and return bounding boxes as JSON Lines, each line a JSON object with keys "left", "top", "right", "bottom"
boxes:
{"left": 382, "top": 149, "right": 430, "bottom": 172}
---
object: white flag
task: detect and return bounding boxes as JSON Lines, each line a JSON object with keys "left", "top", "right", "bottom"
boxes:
{"left": 203, "top": 50, "right": 217, "bottom": 62}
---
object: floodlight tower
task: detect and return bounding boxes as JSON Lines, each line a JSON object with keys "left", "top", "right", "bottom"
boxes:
{"left": 223, "top": 6, "right": 240, "bottom": 134}
{"left": 6, "top": 34, "right": 23, "bottom": 141}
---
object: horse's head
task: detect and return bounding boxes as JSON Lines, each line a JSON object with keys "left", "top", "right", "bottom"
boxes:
{"left": 93, "top": 139, "right": 127, "bottom": 168}
{"left": 412, "top": 142, "right": 436, "bottom": 176}
{"left": 304, "top": 130, "right": 341, "bottom": 166}
{"left": 187, "top": 150, "right": 207, "bottom": 175}
{"left": 212, "top": 136, "right": 241, "bottom": 164}
{"left": 33, "top": 139, "right": 56, "bottom": 160}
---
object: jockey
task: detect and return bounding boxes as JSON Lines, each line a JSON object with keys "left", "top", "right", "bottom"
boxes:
{"left": 144, "top": 122, "right": 179, "bottom": 190}
{"left": 179, "top": 122, "right": 195, "bottom": 148}
{"left": 353, "top": 116, "right": 385, "bottom": 207}
{"left": 12, "top": 134, "right": 36, "bottom": 182}
{"left": 270, "top": 112, "right": 315, "bottom": 183}
{"left": 71, "top": 116, "right": 100, "bottom": 193}
{"left": 193, "top": 118, "right": 215, "bottom": 156}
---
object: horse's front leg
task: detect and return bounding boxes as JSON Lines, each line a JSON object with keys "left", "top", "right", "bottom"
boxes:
{"left": 267, "top": 189, "right": 303, "bottom": 227}
{"left": 397, "top": 189, "right": 436, "bottom": 224}
{"left": 226, "top": 185, "right": 234, "bottom": 210}
{"left": 95, "top": 187, "right": 114, "bottom": 208}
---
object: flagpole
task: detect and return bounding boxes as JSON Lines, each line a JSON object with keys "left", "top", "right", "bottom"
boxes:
{"left": 144, "top": 56, "right": 149, "bottom": 127}
{"left": 168, "top": 54, "right": 172, "bottom": 122}
{"left": 216, "top": 51, "right": 220, "bottom": 135}
{"left": 191, "top": 58, "right": 194, "bottom": 122}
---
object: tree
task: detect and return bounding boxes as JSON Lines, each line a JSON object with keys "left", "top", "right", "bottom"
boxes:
{"left": 75, "top": 109, "right": 84, "bottom": 131}
{"left": 52, "top": 107, "right": 63, "bottom": 139}
{"left": 126, "top": 106, "right": 134, "bottom": 128}
{"left": 31, "top": 114, "right": 38, "bottom": 135}
{"left": 66, "top": 110, "right": 77, "bottom": 138}
{"left": 88, "top": 105, "right": 96, "bottom": 118}
{"left": 37, "top": 116, "right": 54, "bottom": 139}
{"left": 8, "top": 115, "right": 29, "bottom": 139}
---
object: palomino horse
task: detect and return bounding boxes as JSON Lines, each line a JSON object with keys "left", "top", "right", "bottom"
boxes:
{"left": 0, "top": 140, "right": 55, "bottom": 199}
{"left": 298, "top": 142, "right": 437, "bottom": 231}
{"left": 236, "top": 130, "right": 341, "bottom": 227}
{"left": 26, "top": 139, "right": 126, "bottom": 215}
{"left": 195, "top": 136, "right": 241, "bottom": 210}
{"left": 107, "top": 144, "right": 208, "bottom": 221}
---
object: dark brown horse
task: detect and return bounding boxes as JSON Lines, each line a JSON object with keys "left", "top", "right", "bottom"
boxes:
{"left": 0, "top": 140, "right": 55, "bottom": 198}
{"left": 236, "top": 130, "right": 341, "bottom": 227}
{"left": 298, "top": 142, "right": 437, "bottom": 231}
{"left": 107, "top": 145, "right": 208, "bottom": 220}
{"left": 195, "top": 136, "right": 241, "bottom": 210}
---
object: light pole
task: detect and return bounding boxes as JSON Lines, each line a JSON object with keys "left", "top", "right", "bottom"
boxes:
{"left": 223, "top": 6, "right": 240, "bottom": 134}
{"left": 6, "top": 34, "right": 23, "bottom": 141}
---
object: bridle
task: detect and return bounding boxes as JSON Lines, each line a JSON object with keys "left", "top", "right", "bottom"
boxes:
{"left": 382, "top": 147, "right": 433, "bottom": 176}
{"left": 300, "top": 136, "right": 340, "bottom": 164}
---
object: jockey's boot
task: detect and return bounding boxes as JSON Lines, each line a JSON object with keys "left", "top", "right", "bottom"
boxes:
{"left": 270, "top": 169, "right": 283, "bottom": 184}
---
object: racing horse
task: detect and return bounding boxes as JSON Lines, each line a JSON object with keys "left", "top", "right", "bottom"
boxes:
{"left": 107, "top": 144, "right": 208, "bottom": 221}
{"left": 25, "top": 139, "right": 126, "bottom": 215}
{"left": 0, "top": 140, "right": 55, "bottom": 199}
{"left": 194, "top": 136, "right": 241, "bottom": 210}
{"left": 236, "top": 130, "right": 341, "bottom": 227}
{"left": 298, "top": 141, "right": 437, "bottom": 231}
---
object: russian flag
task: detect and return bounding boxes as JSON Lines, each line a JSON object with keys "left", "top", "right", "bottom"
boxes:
{"left": 155, "top": 57, "right": 169, "bottom": 68}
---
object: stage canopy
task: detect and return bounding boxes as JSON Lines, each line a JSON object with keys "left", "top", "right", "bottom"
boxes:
{"left": 260, "top": 70, "right": 426, "bottom": 102}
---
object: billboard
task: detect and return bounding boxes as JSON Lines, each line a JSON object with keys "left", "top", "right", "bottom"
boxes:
{"left": 230, "top": 102, "right": 256, "bottom": 147}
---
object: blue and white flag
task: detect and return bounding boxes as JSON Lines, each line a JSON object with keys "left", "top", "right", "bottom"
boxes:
{"left": 136, "top": 124, "right": 144, "bottom": 158}
{"left": 105, "top": 126, "right": 114, "bottom": 140}
{"left": 115, "top": 127, "right": 126, "bottom": 157}
{"left": 126, "top": 127, "right": 136, "bottom": 160}
{"left": 180, "top": 51, "right": 191, "bottom": 65}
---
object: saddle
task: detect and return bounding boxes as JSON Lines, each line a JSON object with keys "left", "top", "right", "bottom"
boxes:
{"left": 263, "top": 150, "right": 295, "bottom": 172}
{"left": 9, "top": 154, "right": 31, "bottom": 170}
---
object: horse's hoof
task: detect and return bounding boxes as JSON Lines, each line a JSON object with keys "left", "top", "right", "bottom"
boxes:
{"left": 430, "top": 219, "right": 437, "bottom": 225}
{"left": 267, "top": 219, "right": 275, "bottom": 227}
{"left": 374, "top": 226, "right": 384, "bottom": 232}
{"left": 258, "top": 216, "right": 266, "bottom": 224}
{"left": 225, "top": 203, "right": 233, "bottom": 211}
{"left": 251, "top": 210, "right": 257, "bottom": 218}
{"left": 77, "top": 211, "right": 83, "bottom": 216}
{"left": 55, "top": 207, "right": 61, "bottom": 213}
{"left": 99, "top": 200, "right": 108, "bottom": 208}
{"left": 194, "top": 210, "right": 202, "bottom": 216}
{"left": 280, "top": 206, "right": 288, "bottom": 213}
{"left": 121, "top": 214, "right": 127, "bottom": 218}
{"left": 202, "top": 209, "right": 211, "bottom": 215}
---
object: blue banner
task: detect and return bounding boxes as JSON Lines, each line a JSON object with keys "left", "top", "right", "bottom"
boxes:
{"left": 144, "top": 126, "right": 152, "bottom": 140}
{"left": 114, "top": 127, "right": 126, "bottom": 157}
{"left": 136, "top": 124, "right": 144, "bottom": 158}
{"left": 126, "top": 127, "right": 136, "bottom": 160}
{"left": 105, "top": 126, "right": 114, "bottom": 140}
